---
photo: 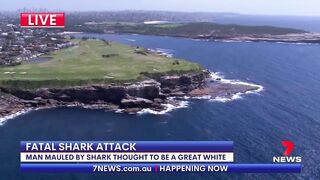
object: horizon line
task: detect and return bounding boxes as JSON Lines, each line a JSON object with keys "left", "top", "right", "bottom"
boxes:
{"left": 0, "top": 9, "right": 320, "bottom": 18}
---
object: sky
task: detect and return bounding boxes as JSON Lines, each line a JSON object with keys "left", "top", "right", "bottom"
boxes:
{"left": 0, "top": 0, "right": 319, "bottom": 16}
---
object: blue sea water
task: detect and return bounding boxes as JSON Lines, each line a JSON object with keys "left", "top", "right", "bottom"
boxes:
{"left": 1, "top": 33, "right": 320, "bottom": 179}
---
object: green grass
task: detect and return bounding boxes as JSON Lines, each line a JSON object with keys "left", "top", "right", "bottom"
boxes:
{"left": 152, "top": 23, "right": 183, "bottom": 28}
{"left": 85, "top": 22, "right": 306, "bottom": 36}
{"left": 0, "top": 40, "right": 202, "bottom": 89}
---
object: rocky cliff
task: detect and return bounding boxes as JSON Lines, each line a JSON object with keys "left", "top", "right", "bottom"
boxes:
{"left": 0, "top": 71, "right": 210, "bottom": 116}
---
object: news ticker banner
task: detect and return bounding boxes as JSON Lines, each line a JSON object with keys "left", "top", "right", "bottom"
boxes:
{"left": 21, "top": 141, "right": 233, "bottom": 163}
{"left": 21, "top": 164, "right": 301, "bottom": 173}
{"left": 20, "top": 141, "right": 301, "bottom": 173}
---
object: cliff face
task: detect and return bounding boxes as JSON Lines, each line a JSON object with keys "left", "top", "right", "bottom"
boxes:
{"left": 0, "top": 95, "right": 25, "bottom": 118}
{"left": 0, "top": 72, "right": 209, "bottom": 114}
{"left": 158, "top": 73, "right": 207, "bottom": 94}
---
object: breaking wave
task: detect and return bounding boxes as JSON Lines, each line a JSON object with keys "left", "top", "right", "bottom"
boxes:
{"left": 0, "top": 71, "right": 264, "bottom": 119}
{"left": 137, "top": 100, "right": 189, "bottom": 115}
{"left": 209, "top": 72, "right": 264, "bottom": 102}
{"left": 136, "top": 71, "right": 264, "bottom": 115}
{"left": 148, "top": 48, "right": 174, "bottom": 58}
{"left": 0, "top": 109, "right": 32, "bottom": 126}
{"left": 125, "top": 38, "right": 136, "bottom": 42}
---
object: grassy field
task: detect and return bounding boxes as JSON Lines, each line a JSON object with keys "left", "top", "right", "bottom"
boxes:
{"left": 0, "top": 40, "right": 202, "bottom": 89}
{"left": 71, "top": 21, "right": 307, "bottom": 37}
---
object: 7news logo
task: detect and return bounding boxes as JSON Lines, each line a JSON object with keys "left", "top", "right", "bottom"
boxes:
{"left": 273, "top": 140, "right": 302, "bottom": 163}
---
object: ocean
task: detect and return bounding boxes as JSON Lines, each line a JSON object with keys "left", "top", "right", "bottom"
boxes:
{"left": 0, "top": 33, "right": 320, "bottom": 179}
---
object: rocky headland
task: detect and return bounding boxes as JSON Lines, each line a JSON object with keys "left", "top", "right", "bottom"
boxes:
{"left": 196, "top": 33, "right": 320, "bottom": 44}
{"left": 0, "top": 70, "right": 261, "bottom": 119}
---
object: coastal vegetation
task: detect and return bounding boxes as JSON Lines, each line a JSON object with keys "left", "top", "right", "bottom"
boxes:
{"left": 0, "top": 39, "right": 202, "bottom": 89}
{"left": 67, "top": 22, "right": 307, "bottom": 37}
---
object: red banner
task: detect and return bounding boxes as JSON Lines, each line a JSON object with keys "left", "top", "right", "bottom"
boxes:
{"left": 20, "top": 12, "right": 65, "bottom": 28}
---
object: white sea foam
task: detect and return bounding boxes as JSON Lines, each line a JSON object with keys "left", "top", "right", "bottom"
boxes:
{"left": 148, "top": 71, "right": 264, "bottom": 107}
{"left": 183, "top": 95, "right": 212, "bottom": 100}
{"left": 126, "top": 38, "right": 136, "bottom": 42}
{"left": 0, "top": 70, "right": 264, "bottom": 119}
{"left": 0, "top": 109, "right": 31, "bottom": 126}
{"left": 115, "top": 109, "right": 124, "bottom": 113}
{"left": 149, "top": 48, "right": 174, "bottom": 58}
{"left": 275, "top": 41, "right": 316, "bottom": 45}
{"left": 62, "top": 31, "right": 83, "bottom": 34}
{"left": 210, "top": 92, "right": 243, "bottom": 103}
{"left": 209, "top": 72, "right": 264, "bottom": 102}
{"left": 210, "top": 72, "right": 263, "bottom": 92}
{"left": 137, "top": 100, "right": 188, "bottom": 115}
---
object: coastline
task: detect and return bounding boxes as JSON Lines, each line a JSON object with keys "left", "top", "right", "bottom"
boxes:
{"left": 0, "top": 70, "right": 264, "bottom": 123}
{"left": 77, "top": 31, "right": 320, "bottom": 46}
{"left": 0, "top": 33, "right": 265, "bottom": 122}
{"left": 195, "top": 33, "right": 320, "bottom": 45}
{"left": 116, "top": 32, "right": 320, "bottom": 45}
{"left": 186, "top": 34, "right": 320, "bottom": 45}
{"left": 0, "top": 108, "right": 31, "bottom": 126}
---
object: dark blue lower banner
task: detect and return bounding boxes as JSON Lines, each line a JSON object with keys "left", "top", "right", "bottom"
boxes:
{"left": 20, "top": 164, "right": 301, "bottom": 173}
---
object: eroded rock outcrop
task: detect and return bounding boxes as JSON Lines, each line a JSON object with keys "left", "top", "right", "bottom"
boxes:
{"left": 0, "top": 70, "right": 263, "bottom": 118}
{"left": 0, "top": 72, "right": 208, "bottom": 117}
{"left": 120, "top": 97, "right": 153, "bottom": 108}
